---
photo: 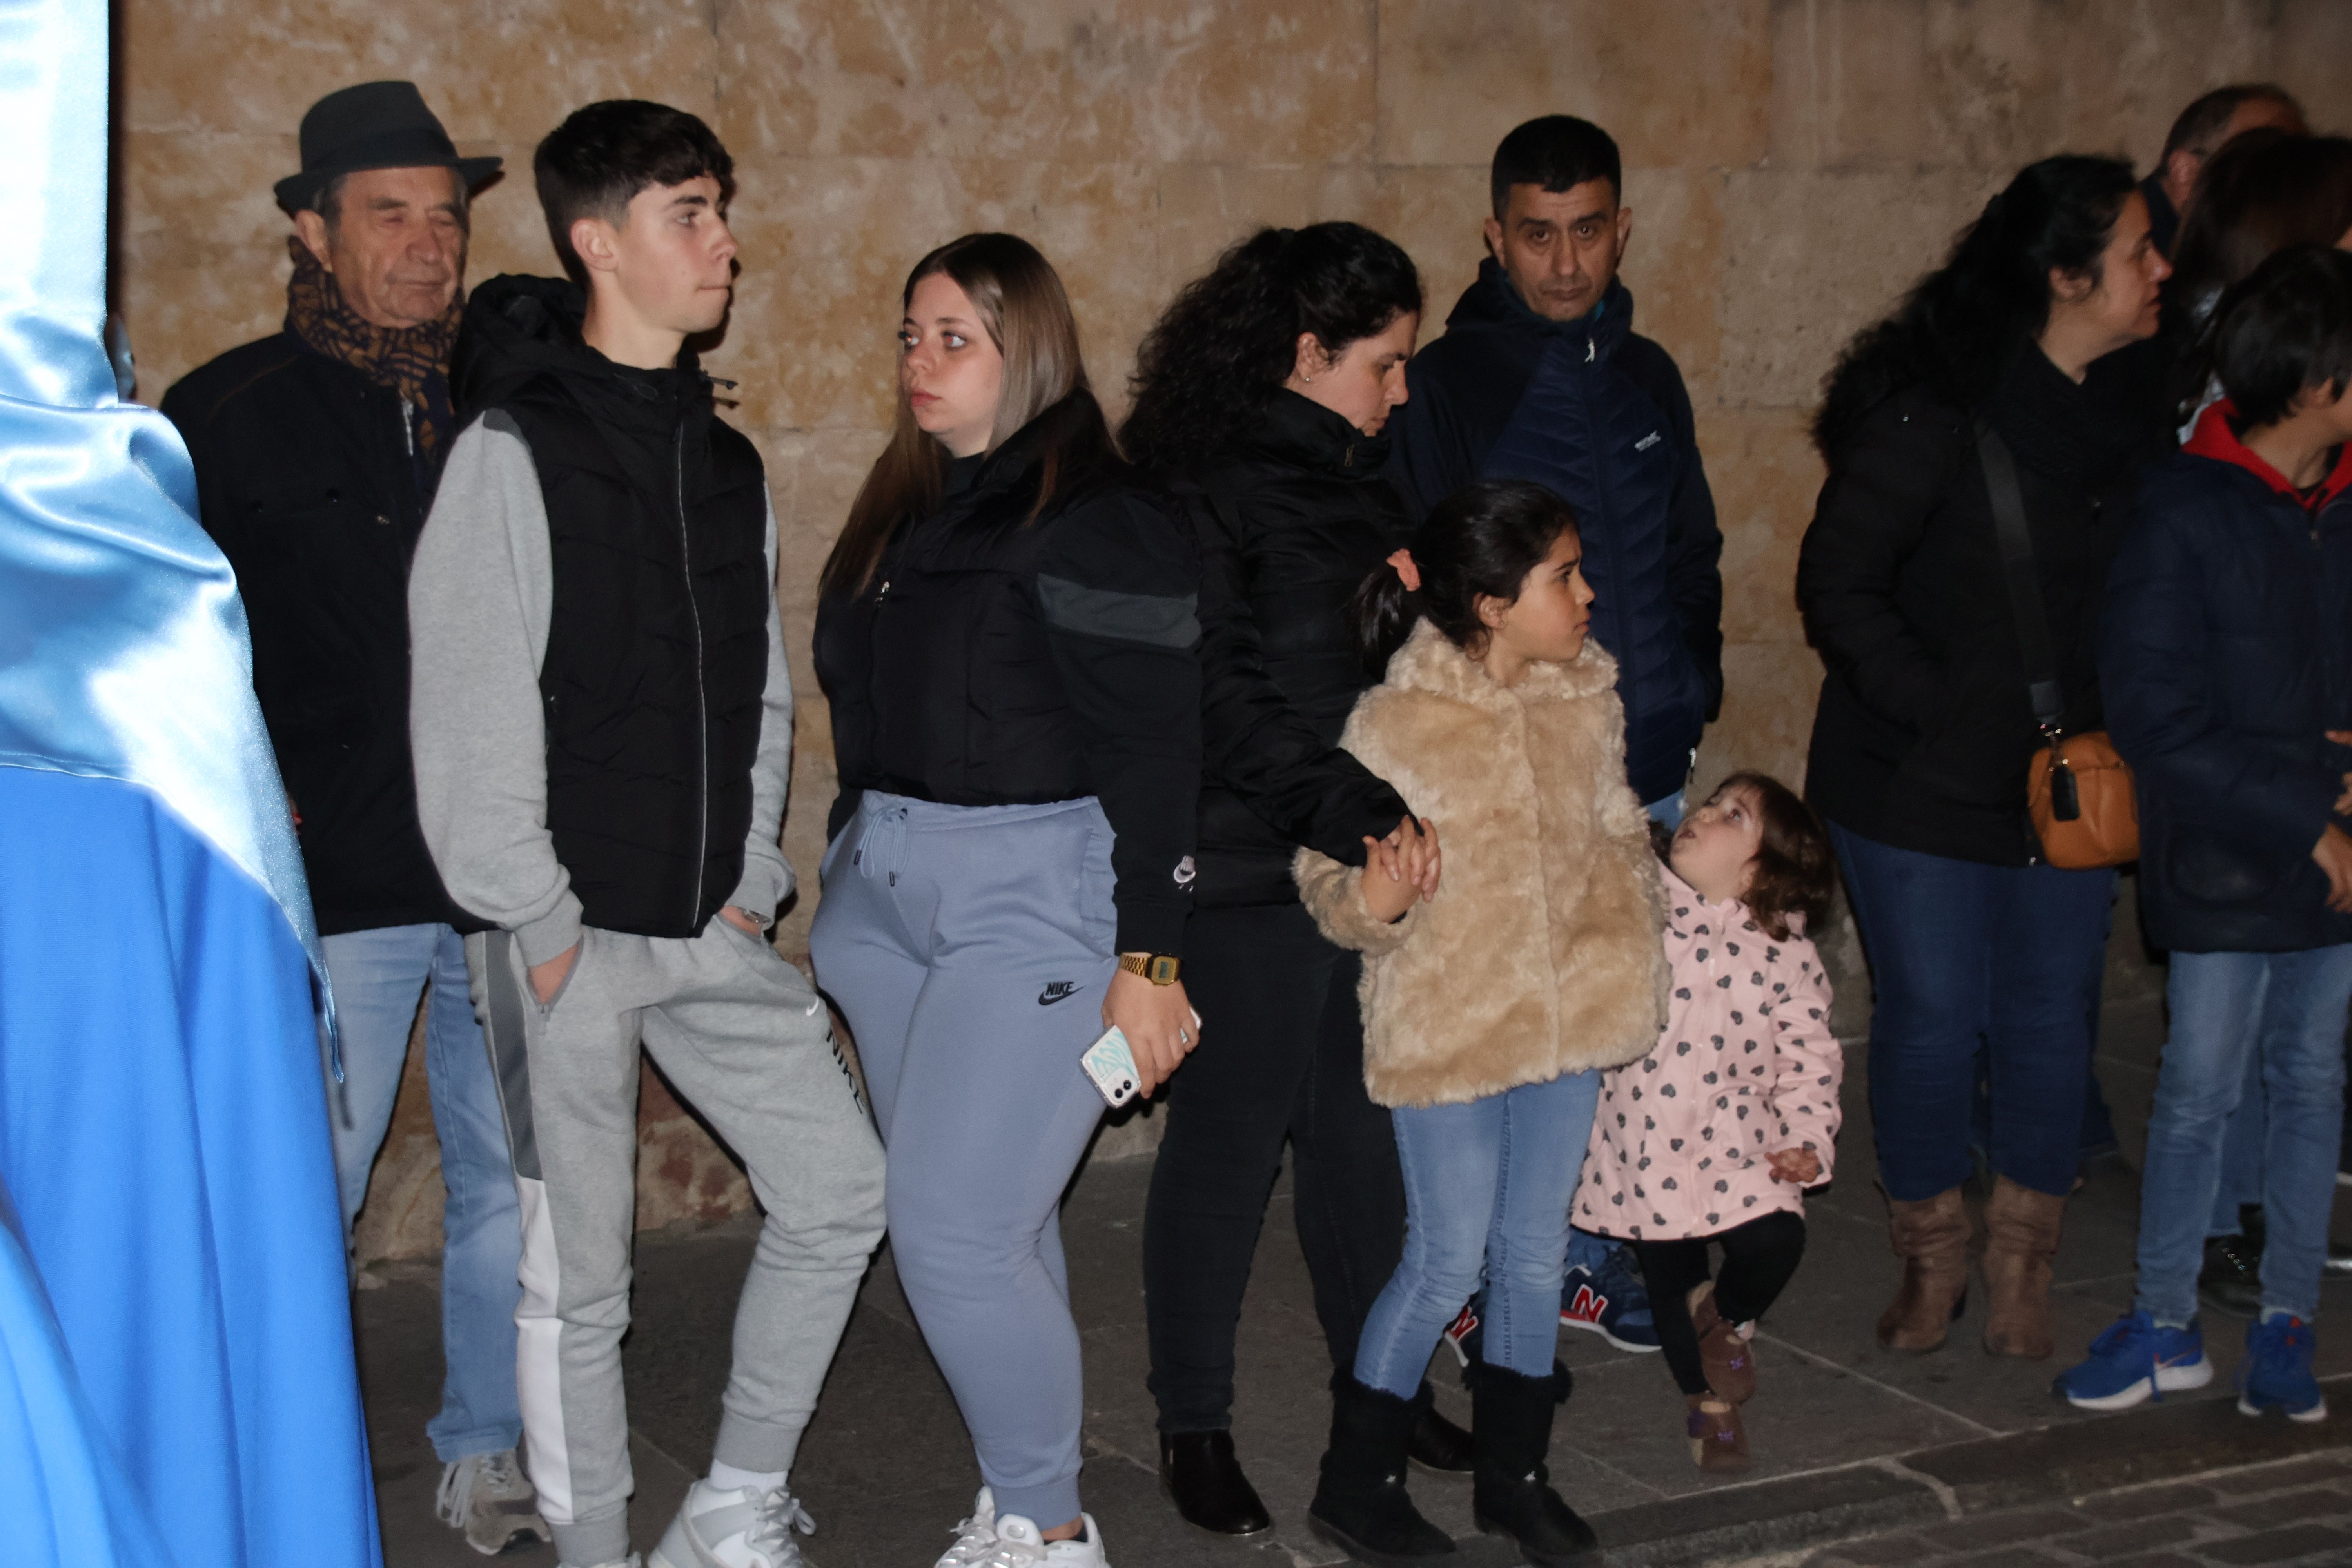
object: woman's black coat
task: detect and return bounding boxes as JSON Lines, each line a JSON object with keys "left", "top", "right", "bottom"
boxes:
{"left": 1178, "top": 391, "right": 1414, "bottom": 907}
{"left": 1797, "top": 346, "right": 2169, "bottom": 866}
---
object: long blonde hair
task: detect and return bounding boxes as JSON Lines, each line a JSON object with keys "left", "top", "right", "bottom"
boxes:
{"left": 821, "top": 232, "right": 1100, "bottom": 595}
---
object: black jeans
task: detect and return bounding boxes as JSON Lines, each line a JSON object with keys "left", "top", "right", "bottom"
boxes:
{"left": 1143, "top": 902, "right": 1406, "bottom": 1433}
{"left": 1630, "top": 1212, "right": 1807, "bottom": 1397}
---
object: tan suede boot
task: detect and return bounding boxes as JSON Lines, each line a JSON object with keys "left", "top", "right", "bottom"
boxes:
{"left": 1877, "top": 1187, "right": 1970, "bottom": 1352}
{"left": 1981, "top": 1175, "right": 2066, "bottom": 1359}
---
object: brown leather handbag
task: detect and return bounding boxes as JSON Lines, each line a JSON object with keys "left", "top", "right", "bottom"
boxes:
{"left": 1978, "top": 425, "right": 2140, "bottom": 869}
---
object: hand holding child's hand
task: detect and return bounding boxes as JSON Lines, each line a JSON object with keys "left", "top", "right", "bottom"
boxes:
{"left": 2327, "top": 731, "right": 2352, "bottom": 814}
{"left": 1766, "top": 1148, "right": 1822, "bottom": 1186}
{"left": 1360, "top": 817, "right": 1440, "bottom": 923}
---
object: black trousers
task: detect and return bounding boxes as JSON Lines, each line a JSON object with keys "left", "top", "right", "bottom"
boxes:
{"left": 1630, "top": 1211, "right": 1807, "bottom": 1397}
{"left": 1143, "top": 901, "right": 1406, "bottom": 1432}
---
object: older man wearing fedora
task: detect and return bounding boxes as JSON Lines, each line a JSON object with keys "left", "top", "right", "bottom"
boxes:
{"left": 162, "top": 81, "right": 550, "bottom": 1557}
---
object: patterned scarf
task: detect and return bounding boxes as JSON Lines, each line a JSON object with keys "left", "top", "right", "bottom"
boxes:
{"left": 283, "top": 236, "right": 462, "bottom": 456}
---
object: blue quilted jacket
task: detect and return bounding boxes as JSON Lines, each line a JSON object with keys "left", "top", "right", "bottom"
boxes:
{"left": 1389, "top": 265, "right": 1723, "bottom": 805}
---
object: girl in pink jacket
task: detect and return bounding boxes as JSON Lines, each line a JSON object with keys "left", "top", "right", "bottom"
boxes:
{"left": 1574, "top": 772, "right": 1842, "bottom": 1473}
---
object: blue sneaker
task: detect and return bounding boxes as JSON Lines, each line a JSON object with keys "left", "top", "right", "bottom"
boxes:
{"left": 2237, "top": 1314, "right": 2327, "bottom": 1422}
{"left": 2054, "top": 1312, "right": 2212, "bottom": 1410}
{"left": 1560, "top": 1247, "right": 1662, "bottom": 1353}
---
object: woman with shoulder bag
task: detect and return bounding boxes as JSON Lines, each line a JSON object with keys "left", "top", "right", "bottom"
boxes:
{"left": 811, "top": 233, "right": 1204, "bottom": 1568}
{"left": 1797, "top": 156, "right": 2172, "bottom": 1361}
{"left": 1120, "top": 222, "right": 1472, "bottom": 1537}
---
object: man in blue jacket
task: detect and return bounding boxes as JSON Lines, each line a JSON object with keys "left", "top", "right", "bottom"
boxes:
{"left": 1398, "top": 114, "right": 1723, "bottom": 1358}
{"left": 2058, "top": 246, "right": 2352, "bottom": 1423}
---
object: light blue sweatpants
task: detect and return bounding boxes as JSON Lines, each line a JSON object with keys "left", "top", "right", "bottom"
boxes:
{"left": 808, "top": 792, "right": 1116, "bottom": 1529}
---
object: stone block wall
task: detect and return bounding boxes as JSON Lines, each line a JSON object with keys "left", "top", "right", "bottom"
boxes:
{"left": 118, "top": 1, "right": 2351, "bottom": 1259}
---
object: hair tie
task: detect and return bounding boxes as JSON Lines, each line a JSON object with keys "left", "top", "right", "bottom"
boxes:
{"left": 1386, "top": 548, "right": 1421, "bottom": 593}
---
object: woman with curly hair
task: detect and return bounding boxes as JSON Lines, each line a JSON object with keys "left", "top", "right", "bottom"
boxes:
{"left": 1798, "top": 156, "right": 2173, "bottom": 1365}
{"left": 1122, "top": 222, "right": 1467, "bottom": 1541}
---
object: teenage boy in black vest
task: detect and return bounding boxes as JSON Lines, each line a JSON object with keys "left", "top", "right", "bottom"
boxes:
{"left": 409, "top": 100, "right": 886, "bottom": 1568}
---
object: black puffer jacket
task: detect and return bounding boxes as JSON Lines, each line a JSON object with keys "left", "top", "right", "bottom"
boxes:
{"left": 814, "top": 393, "right": 1204, "bottom": 955}
{"left": 1798, "top": 345, "right": 2171, "bottom": 866}
{"left": 1179, "top": 391, "right": 1414, "bottom": 906}
{"left": 163, "top": 333, "right": 481, "bottom": 936}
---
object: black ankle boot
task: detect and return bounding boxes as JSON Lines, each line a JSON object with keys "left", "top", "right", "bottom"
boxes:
{"left": 1469, "top": 1363, "right": 1599, "bottom": 1566}
{"left": 1159, "top": 1430, "right": 1272, "bottom": 1536}
{"left": 1308, "top": 1378, "right": 1455, "bottom": 1567}
{"left": 1407, "top": 1381, "right": 1475, "bottom": 1474}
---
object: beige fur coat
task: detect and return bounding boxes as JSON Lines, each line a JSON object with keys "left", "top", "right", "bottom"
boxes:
{"left": 1296, "top": 621, "right": 1670, "bottom": 1109}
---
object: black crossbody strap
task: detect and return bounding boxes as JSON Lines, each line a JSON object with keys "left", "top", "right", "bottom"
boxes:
{"left": 1976, "top": 422, "right": 2067, "bottom": 732}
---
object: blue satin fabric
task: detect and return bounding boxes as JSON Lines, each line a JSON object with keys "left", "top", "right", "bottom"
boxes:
{"left": 0, "top": 2, "right": 378, "bottom": 1564}
{"left": 0, "top": 0, "right": 322, "bottom": 991}
{"left": 0, "top": 771, "right": 382, "bottom": 1568}
{"left": 0, "top": 1177, "right": 175, "bottom": 1568}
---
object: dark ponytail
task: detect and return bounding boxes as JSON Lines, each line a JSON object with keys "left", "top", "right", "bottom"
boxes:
{"left": 1356, "top": 479, "right": 1579, "bottom": 671}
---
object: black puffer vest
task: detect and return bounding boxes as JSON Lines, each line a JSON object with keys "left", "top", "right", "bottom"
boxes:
{"left": 455, "top": 275, "right": 770, "bottom": 937}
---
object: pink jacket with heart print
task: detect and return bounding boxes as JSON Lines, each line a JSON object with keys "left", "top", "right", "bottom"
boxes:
{"left": 1573, "top": 865, "right": 1843, "bottom": 1242}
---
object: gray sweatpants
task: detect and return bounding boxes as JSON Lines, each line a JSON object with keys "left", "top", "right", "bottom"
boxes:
{"left": 808, "top": 793, "right": 1115, "bottom": 1529}
{"left": 469, "top": 920, "right": 886, "bottom": 1568}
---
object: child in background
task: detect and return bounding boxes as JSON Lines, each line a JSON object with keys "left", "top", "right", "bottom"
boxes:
{"left": 1575, "top": 773, "right": 1842, "bottom": 1472}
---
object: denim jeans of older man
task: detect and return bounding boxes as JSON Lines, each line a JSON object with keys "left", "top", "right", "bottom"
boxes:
{"left": 321, "top": 922, "right": 524, "bottom": 1461}
{"left": 2133, "top": 946, "right": 2352, "bottom": 1328}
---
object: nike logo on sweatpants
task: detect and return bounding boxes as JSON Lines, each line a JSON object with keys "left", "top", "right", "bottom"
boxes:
{"left": 1038, "top": 981, "right": 1078, "bottom": 1005}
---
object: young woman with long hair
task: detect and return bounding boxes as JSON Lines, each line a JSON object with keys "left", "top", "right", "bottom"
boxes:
{"left": 1120, "top": 223, "right": 1471, "bottom": 1537}
{"left": 1798, "top": 156, "right": 2173, "bottom": 1365}
{"left": 810, "top": 232, "right": 1204, "bottom": 1568}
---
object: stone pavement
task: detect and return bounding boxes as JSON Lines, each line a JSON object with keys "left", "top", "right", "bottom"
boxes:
{"left": 356, "top": 982, "right": 2352, "bottom": 1567}
{"left": 1799, "top": 1449, "right": 2352, "bottom": 1567}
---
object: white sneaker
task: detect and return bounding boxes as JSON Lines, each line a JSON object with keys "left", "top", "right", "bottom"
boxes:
{"left": 435, "top": 1449, "right": 553, "bottom": 1556}
{"left": 649, "top": 1478, "right": 816, "bottom": 1568}
{"left": 960, "top": 1512, "right": 1109, "bottom": 1568}
{"left": 935, "top": 1488, "right": 1000, "bottom": 1568}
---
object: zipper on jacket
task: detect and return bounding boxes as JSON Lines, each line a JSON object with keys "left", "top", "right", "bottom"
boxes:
{"left": 676, "top": 419, "right": 710, "bottom": 927}
{"left": 401, "top": 399, "right": 415, "bottom": 458}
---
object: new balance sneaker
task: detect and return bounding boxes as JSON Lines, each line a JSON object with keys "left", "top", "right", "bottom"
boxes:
{"left": 1439, "top": 1300, "right": 1483, "bottom": 1370}
{"left": 650, "top": 1478, "right": 816, "bottom": 1568}
{"left": 2053, "top": 1312, "right": 2212, "bottom": 1411}
{"left": 1560, "top": 1252, "right": 1662, "bottom": 1353}
{"left": 434, "top": 1449, "right": 552, "bottom": 1557}
{"left": 958, "top": 1511, "right": 1110, "bottom": 1568}
{"left": 2237, "top": 1314, "right": 2327, "bottom": 1422}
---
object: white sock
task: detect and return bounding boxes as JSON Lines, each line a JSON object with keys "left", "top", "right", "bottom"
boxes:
{"left": 707, "top": 1461, "right": 786, "bottom": 1495}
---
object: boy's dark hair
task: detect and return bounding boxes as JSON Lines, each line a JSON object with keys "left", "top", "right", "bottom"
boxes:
{"left": 2202, "top": 245, "right": 2352, "bottom": 431}
{"left": 533, "top": 100, "right": 735, "bottom": 285}
{"left": 2162, "top": 83, "right": 2303, "bottom": 162}
{"left": 1702, "top": 772, "right": 1835, "bottom": 943}
{"left": 1355, "top": 479, "right": 1576, "bottom": 669}
{"left": 1490, "top": 115, "right": 1621, "bottom": 220}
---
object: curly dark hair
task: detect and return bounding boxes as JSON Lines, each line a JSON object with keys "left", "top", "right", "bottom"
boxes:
{"left": 1813, "top": 155, "right": 2138, "bottom": 457}
{"left": 1120, "top": 221, "right": 1421, "bottom": 474}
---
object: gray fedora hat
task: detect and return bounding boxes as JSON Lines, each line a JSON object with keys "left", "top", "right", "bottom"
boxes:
{"left": 274, "top": 81, "right": 502, "bottom": 214}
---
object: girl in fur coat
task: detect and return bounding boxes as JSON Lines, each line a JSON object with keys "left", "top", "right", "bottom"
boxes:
{"left": 1574, "top": 773, "right": 1842, "bottom": 1474}
{"left": 1294, "top": 480, "right": 1668, "bottom": 1568}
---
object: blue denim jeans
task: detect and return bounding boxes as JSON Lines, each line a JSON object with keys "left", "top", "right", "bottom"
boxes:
{"left": 1354, "top": 1070, "right": 1600, "bottom": 1396}
{"left": 2212, "top": 1050, "right": 2267, "bottom": 1236}
{"left": 1831, "top": 826, "right": 2116, "bottom": 1201}
{"left": 321, "top": 923, "right": 524, "bottom": 1461}
{"left": 2134, "top": 946, "right": 2352, "bottom": 1326}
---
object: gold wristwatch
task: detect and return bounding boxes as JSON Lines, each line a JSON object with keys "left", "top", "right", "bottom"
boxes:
{"left": 1118, "top": 952, "right": 1182, "bottom": 985}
